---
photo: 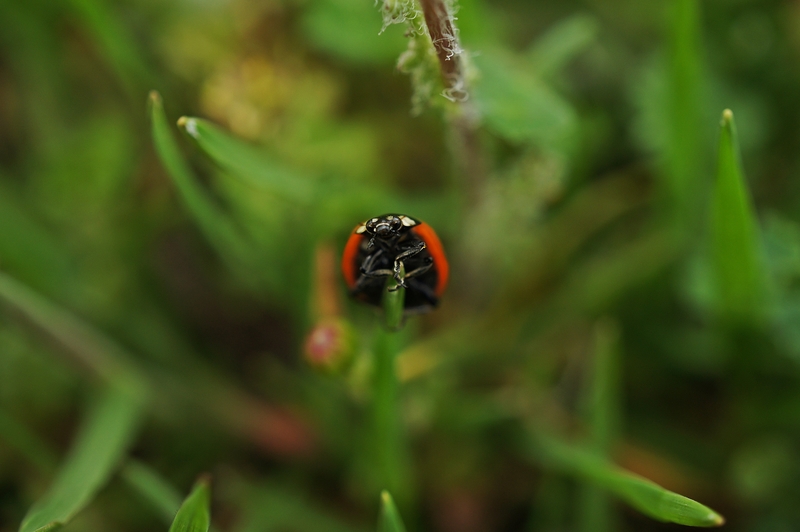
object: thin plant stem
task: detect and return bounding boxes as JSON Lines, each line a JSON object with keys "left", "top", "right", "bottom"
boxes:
{"left": 577, "top": 319, "right": 622, "bottom": 532}
{"left": 371, "top": 270, "right": 411, "bottom": 505}
{"left": 417, "top": 0, "right": 465, "bottom": 100}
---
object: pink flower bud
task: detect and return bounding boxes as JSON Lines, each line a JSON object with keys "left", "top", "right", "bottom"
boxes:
{"left": 303, "top": 318, "right": 355, "bottom": 373}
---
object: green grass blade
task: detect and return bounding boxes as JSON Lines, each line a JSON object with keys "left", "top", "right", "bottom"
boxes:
{"left": 577, "top": 320, "right": 622, "bottom": 532}
{"left": 371, "top": 329, "right": 410, "bottom": 504}
{"left": 149, "top": 92, "right": 256, "bottom": 272}
{"left": 0, "top": 408, "right": 182, "bottom": 526}
{"left": 176, "top": 117, "right": 314, "bottom": 203}
{"left": 122, "top": 461, "right": 183, "bottom": 523}
{"left": 583, "top": 320, "right": 622, "bottom": 453}
{"left": 665, "top": 0, "right": 704, "bottom": 230}
{"left": 0, "top": 271, "right": 148, "bottom": 393}
{"left": 65, "top": 0, "right": 153, "bottom": 97}
{"left": 369, "top": 274, "right": 411, "bottom": 504}
{"left": 0, "top": 180, "right": 72, "bottom": 297}
{"left": 18, "top": 387, "right": 144, "bottom": 532}
{"left": 169, "top": 477, "right": 212, "bottom": 532}
{"left": 526, "top": 432, "right": 724, "bottom": 527}
{"left": 378, "top": 491, "right": 407, "bottom": 532}
{"left": 710, "top": 109, "right": 766, "bottom": 322}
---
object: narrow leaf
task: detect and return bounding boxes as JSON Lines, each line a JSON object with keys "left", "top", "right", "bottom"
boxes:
{"left": 176, "top": 116, "right": 315, "bottom": 202}
{"left": 169, "top": 477, "right": 211, "bottom": 532}
{"left": 577, "top": 319, "right": 622, "bottom": 532}
{"left": 19, "top": 387, "right": 144, "bottom": 532}
{"left": 0, "top": 180, "right": 72, "bottom": 297}
{"left": 122, "top": 461, "right": 183, "bottom": 523}
{"left": 0, "top": 271, "right": 148, "bottom": 395}
{"left": 526, "top": 432, "right": 724, "bottom": 527}
{"left": 710, "top": 109, "right": 766, "bottom": 321}
{"left": 65, "top": 0, "right": 153, "bottom": 97}
{"left": 378, "top": 491, "right": 407, "bottom": 532}
{"left": 665, "top": 0, "right": 704, "bottom": 229}
{"left": 149, "top": 92, "right": 255, "bottom": 272}
{"left": 371, "top": 275, "right": 412, "bottom": 504}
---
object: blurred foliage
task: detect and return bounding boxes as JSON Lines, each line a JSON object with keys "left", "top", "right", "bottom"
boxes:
{"left": 2, "top": 0, "right": 800, "bottom": 531}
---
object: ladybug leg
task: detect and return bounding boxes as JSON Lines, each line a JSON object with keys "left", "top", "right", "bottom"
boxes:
{"left": 396, "top": 241, "right": 426, "bottom": 261}
{"left": 403, "top": 256, "right": 434, "bottom": 280}
{"left": 360, "top": 268, "right": 394, "bottom": 280}
{"left": 387, "top": 241, "right": 427, "bottom": 291}
{"left": 356, "top": 250, "right": 394, "bottom": 292}
{"left": 359, "top": 249, "right": 385, "bottom": 275}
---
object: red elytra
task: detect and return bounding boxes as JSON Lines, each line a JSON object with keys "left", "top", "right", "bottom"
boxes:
{"left": 341, "top": 214, "right": 448, "bottom": 313}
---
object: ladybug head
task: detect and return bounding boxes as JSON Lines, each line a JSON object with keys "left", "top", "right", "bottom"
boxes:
{"left": 365, "top": 215, "right": 403, "bottom": 240}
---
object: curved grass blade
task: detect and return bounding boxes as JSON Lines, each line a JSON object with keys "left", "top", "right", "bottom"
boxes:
{"left": 378, "top": 491, "right": 407, "bottom": 532}
{"left": 19, "top": 387, "right": 144, "bottom": 532}
{"left": 176, "top": 117, "right": 314, "bottom": 203}
{"left": 526, "top": 432, "right": 724, "bottom": 527}
{"left": 169, "top": 477, "right": 212, "bottom": 532}
{"left": 0, "top": 271, "right": 148, "bottom": 392}
{"left": 65, "top": 0, "right": 153, "bottom": 98}
{"left": 122, "top": 461, "right": 183, "bottom": 523}
{"left": 710, "top": 109, "right": 766, "bottom": 322}
{"left": 149, "top": 92, "right": 256, "bottom": 274}
{"left": 0, "top": 180, "right": 72, "bottom": 298}
{"left": 0, "top": 409, "right": 183, "bottom": 526}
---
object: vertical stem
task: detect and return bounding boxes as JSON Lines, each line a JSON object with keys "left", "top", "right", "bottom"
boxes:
{"left": 371, "top": 271, "right": 411, "bottom": 504}
{"left": 577, "top": 319, "right": 622, "bottom": 532}
{"left": 417, "top": 0, "right": 465, "bottom": 99}
{"left": 373, "top": 327, "right": 406, "bottom": 501}
{"left": 665, "top": 0, "right": 703, "bottom": 234}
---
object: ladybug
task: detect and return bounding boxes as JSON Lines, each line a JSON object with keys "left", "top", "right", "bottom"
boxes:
{"left": 342, "top": 214, "right": 449, "bottom": 313}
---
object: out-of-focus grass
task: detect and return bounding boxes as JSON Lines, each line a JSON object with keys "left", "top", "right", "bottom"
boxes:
{"left": 710, "top": 109, "right": 767, "bottom": 323}
{"left": 18, "top": 388, "right": 143, "bottom": 532}
{"left": 2, "top": 0, "right": 800, "bottom": 530}
{"left": 378, "top": 491, "right": 407, "bottom": 532}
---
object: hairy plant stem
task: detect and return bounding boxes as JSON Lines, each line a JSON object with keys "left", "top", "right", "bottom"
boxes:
{"left": 417, "top": 0, "right": 487, "bottom": 204}
{"left": 418, "top": 0, "right": 464, "bottom": 99}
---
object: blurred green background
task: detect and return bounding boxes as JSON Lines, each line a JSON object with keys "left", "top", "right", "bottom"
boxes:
{"left": 2, "top": 0, "right": 800, "bottom": 530}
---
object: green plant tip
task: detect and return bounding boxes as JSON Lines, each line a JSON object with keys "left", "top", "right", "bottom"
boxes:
{"left": 177, "top": 116, "right": 199, "bottom": 138}
{"left": 721, "top": 108, "right": 733, "bottom": 124}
